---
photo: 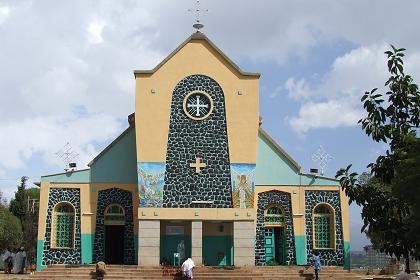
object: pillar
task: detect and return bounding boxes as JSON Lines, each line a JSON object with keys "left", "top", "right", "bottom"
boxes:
{"left": 233, "top": 221, "right": 255, "bottom": 266}
{"left": 191, "top": 221, "right": 202, "bottom": 265}
{"left": 138, "top": 220, "right": 160, "bottom": 265}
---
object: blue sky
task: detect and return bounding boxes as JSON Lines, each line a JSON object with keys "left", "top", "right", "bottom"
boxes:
{"left": 0, "top": 0, "right": 419, "bottom": 251}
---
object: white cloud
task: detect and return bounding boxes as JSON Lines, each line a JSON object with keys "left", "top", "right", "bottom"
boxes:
{"left": 0, "top": 6, "right": 10, "bottom": 25}
{"left": 87, "top": 19, "right": 106, "bottom": 44}
{"left": 285, "top": 78, "right": 312, "bottom": 101}
{"left": 289, "top": 100, "right": 362, "bottom": 135}
{"left": 0, "top": 114, "right": 123, "bottom": 170}
{"left": 285, "top": 44, "right": 420, "bottom": 134}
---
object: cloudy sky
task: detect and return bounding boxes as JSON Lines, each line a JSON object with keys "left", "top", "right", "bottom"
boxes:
{"left": 0, "top": 0, "right": 419, "bottom": 251}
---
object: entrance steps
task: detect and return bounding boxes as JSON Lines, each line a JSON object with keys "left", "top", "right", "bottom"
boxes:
{"left": 25, "top": 265, "right": 363, "bottom": 280}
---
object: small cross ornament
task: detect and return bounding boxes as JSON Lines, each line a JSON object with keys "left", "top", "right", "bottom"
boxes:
{"left": 190, "top": 157, "right": 206, "bottom": 173}
{"left": 188, "top": 0, "right": 208, "bottom": 31}
{"left": 312, "top": 145, "right": 334, "bottom": 176}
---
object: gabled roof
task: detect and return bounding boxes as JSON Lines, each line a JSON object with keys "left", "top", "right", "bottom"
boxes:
{"left": 88, "top": 126, "right": 133, "bottom": 167}
{"left": 134, "top": 32, "right": 260, "bottom": 77}
{"left": 258, "top": 127, "right": 302, "bottom": 172}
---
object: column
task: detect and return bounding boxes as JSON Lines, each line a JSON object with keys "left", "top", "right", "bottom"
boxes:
{"left": 191, "top": 221, "right": 203, "bottom": 265}
{"left": 138, "top": 220, "right": 160, "bottom": 266}
{"left": 233, "top": 221, "right": 255, "bottom": 266}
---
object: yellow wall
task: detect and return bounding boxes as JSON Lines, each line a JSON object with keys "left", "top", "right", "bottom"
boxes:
{"left": 37, "top": 182, "right": 138, "bottom": 240}
{"left": 135, "top": 38, "right": 259, "bottom": 164}
{"left": 254, "top": 185, "right": 348, "bottom": 239}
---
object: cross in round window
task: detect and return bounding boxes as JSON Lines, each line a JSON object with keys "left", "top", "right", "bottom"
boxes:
{"left": 183, "top": 90, "right": 214, "bottom": 120}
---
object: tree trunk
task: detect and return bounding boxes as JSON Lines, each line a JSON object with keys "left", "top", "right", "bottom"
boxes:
{"left": 405, "top": 254, "right": 410, "bottom": 274}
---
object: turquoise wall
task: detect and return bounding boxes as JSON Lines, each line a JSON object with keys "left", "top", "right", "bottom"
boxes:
{"left": 255, "top": 133, "right": 339, "bottom": 186}
{"left": 344, "top": 241, "right": 351, "bottom": 270}
{"left": 203, "top": 235, "right": 233, "bottom": 266}
{"left": 160, "top": 235, "right": 192, "bottom": 265}
{"left": 36, "top": 239, "right": 45, "bottom": 271}
{"left": 41, "top": 169, "right": 90, "bottom": 183}
{"left": 90, "top": 127, "right": 138, "bottom": 183}
{"left": 294, "top": 235, "right": 307, "bottom": 265}
{"left": 81, "top": 234, "right": 94, "bottom": 264}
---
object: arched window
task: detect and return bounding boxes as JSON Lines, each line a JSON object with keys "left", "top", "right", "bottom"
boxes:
{"left": 104, "top": 204, "right": 125, "bottom": 225}
{"left": 313, "top": 204, "right": 334, "bottom": 249}
{"left": 264, "top": 206, "right": 285, "bottom": 227}
{"left": 52, "top": 202, "right": 75, "bottom": 248}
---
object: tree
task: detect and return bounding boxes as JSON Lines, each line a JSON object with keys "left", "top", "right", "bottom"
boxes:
{"left": 336, "top": 46, "right": 420, "bottom": 273}
{"left": 9, "top": 176, "right": 28, "bottom": 222}
{"left": 8, "top": 177, "right": 40, "bottom": 262}
{"left": 0, "top": 192, "right": 23, "bottom": 249}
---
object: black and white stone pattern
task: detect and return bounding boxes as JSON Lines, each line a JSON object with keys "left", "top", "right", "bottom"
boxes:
{"left": 163, "top": 74, "right": 232, "bottom": 208}
{"left": 255, "top": 190, "right": 296, "bottom": 266}
{"left": 42, "top": 188, "right": 81, "bottom": 265}
{"left": 93, "top": 188, "right": 135, "bottom": 264}
{"left": 305, "top": 190, "right": 344, "bottom": 266}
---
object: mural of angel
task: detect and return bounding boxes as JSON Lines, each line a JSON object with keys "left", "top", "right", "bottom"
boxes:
{"left": 231, "top": 164, "right": 256, "bottom": 209}
{"left": 138, "top": 163, "right": 166, "bottom": 207}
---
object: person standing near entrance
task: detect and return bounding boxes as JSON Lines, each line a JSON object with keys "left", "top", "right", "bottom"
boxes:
{"left": 177, "top": 240, "right": 185, "bottom": 263}
{"left": 311, "top": 250, "right": 321, "bottom": 280}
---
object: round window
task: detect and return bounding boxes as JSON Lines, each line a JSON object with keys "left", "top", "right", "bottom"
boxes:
{"left": 183, "top": 90, "right": 213, "bottom": 120}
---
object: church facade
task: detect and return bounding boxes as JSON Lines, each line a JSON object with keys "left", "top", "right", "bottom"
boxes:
{"left": 36, "top": 32, "right": 350, "bottom": 270}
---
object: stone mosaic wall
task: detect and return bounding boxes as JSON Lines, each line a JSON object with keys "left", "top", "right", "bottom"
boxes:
{"left": 93, "top": 188, "right": 135, "bottom": 264}
{"left": 42, "top": 188, "right": 81, "bottom": 265}
{"left": 305, "top": 190, "right": 344, "bottom": 266}
{"left": 163, "top": 74, "right": 232, "bottom": 208}
{"left": 255, "top": 190, "right": 296, "bottom": 265}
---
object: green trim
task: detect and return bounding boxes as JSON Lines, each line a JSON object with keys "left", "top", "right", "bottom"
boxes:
{"left": 203, "top": 235, "right": 233, "bottom": 266}
{"left": 344, "top": 241, "right": 351, "bottom": 270}
{"left": 36, "top": 240, "right": 44, "bottom": 271}
{"left": 81, "top": 234, "right": 94, "bottom": 264}
{"left": 294, "top": 235, "right": 307, "bottom": 265}
{"left": 41, "top": 169, "right": 90, "bottom": 183}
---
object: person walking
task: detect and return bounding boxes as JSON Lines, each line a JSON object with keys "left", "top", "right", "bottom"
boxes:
{"left": 312, "top": 250, "right": 321, "bottom": 280}
{"left": 181, "top": 258, "right": 195, "bottom": 279}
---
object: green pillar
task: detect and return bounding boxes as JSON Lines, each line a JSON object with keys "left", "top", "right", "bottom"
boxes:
{"left": 294, "top": 235, "right": 307, "bottom": 265}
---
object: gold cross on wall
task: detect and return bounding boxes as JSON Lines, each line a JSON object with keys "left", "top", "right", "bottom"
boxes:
{"left": 190, "top": 157, "right": 206, "bottom": 173}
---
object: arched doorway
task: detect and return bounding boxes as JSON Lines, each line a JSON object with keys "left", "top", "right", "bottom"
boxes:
{"left": 104, "top": 204, "right": 125, "bottom": 264}
{"left": 264, "top": 205, "right": 286, "bottom": 265}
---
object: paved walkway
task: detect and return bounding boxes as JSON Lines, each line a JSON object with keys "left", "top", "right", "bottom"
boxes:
{"left": 0, "top": 273, "right": 30, "bottom": 280}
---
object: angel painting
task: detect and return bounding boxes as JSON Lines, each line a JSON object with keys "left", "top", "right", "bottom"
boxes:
{"left": 231, "top": 166, "right": 255, "bottom": 208}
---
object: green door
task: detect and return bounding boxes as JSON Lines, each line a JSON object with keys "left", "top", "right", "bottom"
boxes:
{"left": 264, "top": 228, "right": 275, "bottom": 263}
{"left": 275, "top": 227, "right": 286, "bottom": 265}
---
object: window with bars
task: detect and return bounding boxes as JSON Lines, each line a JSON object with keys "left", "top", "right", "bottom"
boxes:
{"left": 105, "top": 204, "right": 125, "bottom": 225}
{"left": 53, "top": 203, "right": 74, "bottom": 248}
{"left": 314, "top": 204, "right": 334, "bottom": 249}
{"left": 264, "top": 206, "right": 285, "bottom": 227}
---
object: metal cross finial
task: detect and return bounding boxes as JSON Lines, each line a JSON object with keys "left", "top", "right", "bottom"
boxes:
{"left": 188, "top": 0, "right": 208, "bottom": 31}
{"left": 55, "top": 142, "right": 79, "bottom": 171}
{"left": 312, "top": 145, "right": 334, "bottom": 176}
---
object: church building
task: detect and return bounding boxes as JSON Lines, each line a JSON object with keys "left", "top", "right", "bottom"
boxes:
{"left": 36, "top": 31, "right": 350, "bottom": 270}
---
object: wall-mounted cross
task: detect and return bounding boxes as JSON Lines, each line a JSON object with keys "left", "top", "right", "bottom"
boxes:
{"left": 190, "top": 157, "right": 206, "bottom": 173}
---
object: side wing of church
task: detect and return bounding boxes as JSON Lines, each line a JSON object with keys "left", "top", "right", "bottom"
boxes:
{"left": 36, "top": 32, "right": 350, "bottom": 270}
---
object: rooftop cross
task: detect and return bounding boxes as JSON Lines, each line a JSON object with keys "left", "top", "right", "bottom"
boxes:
{"left": 311, "top": 145, "right": 334, "bottom": 176}
{"left": 188, "top": 0, "right": 208, "bottom": 31}
{"left": 190, "top": 157, "right": 206, "bottom": 173}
